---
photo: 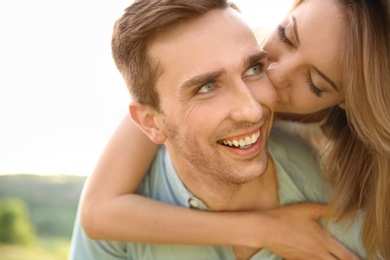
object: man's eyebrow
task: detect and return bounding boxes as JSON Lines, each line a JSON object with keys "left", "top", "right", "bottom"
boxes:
{"left": 243, "top": 51, "right": 268, "bottom": 69}
{"left": 180, "top": 51, "right": 268, "bottom": 91}
{"left": 180, "top": 70, "right": 226, "bottom": 91}
{"left": 313, "top": 66, "right": 339, "bottom": 91}
{"left": 292, "top": 15, "right": 300, "bottom": 46}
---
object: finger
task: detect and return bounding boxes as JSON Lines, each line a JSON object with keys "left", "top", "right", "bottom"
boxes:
{"left": 285, "top": 253, "right": 338, "bottom": 260}
{"left": 308, "top": 204, "right": 329, "bottom": 220}
{"left": 328, "top": 238, "right": 360, "bottom": 260}
{"left": 293, "top": 202, "right": 329, "bottom": 220}
{"left": 311, "top": 251, "right": 341, "bottom": 260}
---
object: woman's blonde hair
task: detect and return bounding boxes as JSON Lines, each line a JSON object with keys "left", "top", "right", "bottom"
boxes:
{"left": 317, "top": 0, "right": 390, "bottom": 258}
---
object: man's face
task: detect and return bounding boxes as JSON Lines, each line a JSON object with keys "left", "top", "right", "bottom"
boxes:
{"left": 150, "top": 8, "right": 277, "bottom": 185}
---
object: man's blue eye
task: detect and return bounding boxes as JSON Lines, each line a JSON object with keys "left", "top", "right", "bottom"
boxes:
{"left": 245, "top": 64, "right": 262, "bottom": 76}
{"left": 197, "top": 82, "right": 216, "bottom": 94}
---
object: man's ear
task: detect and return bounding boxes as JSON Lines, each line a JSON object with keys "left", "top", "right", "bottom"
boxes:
{"left": 129, "top": 102, "right": 166, "bottom": 144}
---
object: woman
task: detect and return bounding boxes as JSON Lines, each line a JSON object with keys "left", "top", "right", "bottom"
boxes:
{"left": 80, "top": 0, "right": 390, "bottom": 259}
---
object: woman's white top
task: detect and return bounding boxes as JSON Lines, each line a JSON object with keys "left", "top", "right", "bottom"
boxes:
{"left": 272, "top": 119, "right": 328, "bottom": 151}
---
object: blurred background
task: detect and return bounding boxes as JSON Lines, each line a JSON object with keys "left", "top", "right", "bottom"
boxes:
{"left": 0, "top": 0, "right": 292, "bottom": 259}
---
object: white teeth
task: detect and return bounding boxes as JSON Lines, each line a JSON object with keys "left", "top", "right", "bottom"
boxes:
{"left": 251, "top": 133, "right": 257, "bottom": 143}
{"left": 220, "top": 130, "right": 260, "bottom": 148}
{"left": 245, "top": 137, "right": 252, "bottom": 145}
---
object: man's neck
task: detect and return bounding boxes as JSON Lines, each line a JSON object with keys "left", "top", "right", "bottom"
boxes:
{"left": 172, "top": 155, "right": 279, "bottom": 212}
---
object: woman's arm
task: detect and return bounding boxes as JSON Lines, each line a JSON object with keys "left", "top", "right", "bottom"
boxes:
{"left": 80, "top": 114, "right": 357, "bottom": 260}
{"left": 80, "top": 114, "right": 158, "bottom": 237}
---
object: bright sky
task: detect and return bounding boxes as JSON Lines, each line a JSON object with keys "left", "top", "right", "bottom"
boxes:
{"left": 0, "top": 0, "right": 292, "bottom": 176}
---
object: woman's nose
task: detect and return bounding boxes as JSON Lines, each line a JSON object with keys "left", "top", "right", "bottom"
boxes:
{"left": 263, "top": 31, "right": 292, "bottom": 90}
{"left": 266, "top": 60, "right": 290, "bottom": 90}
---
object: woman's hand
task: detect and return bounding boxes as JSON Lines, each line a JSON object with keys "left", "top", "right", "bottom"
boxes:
{"left": 242, "top": 203, "right": 359, "bottom": 260}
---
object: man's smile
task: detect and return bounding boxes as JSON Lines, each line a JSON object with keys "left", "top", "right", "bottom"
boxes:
{"left": 218, "top": 129, "right": 261, "bottom": 149}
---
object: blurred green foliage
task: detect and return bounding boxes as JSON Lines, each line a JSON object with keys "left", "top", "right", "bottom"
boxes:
{"left": 0, "top": 238, "right": 70, "bottom": 260}
{"left": 0, "top": 174, "right": 86, "bottom": 239}
{"left": 0, "top": 174, "right": 86, "bottom": 259}
{"left": 0, "top": 198, "right": 36, "bottom": 245}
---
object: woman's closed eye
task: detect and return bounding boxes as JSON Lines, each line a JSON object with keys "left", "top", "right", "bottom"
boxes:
{"left": 277, "top": 25, "right": 294, "bottom": 47}
{"left": 306, "top": 70, "right": 323, "bottom": 97}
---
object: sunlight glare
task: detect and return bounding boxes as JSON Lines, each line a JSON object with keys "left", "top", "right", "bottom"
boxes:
{"left": 234, "top": 0, "right": 294, "bottom": 30}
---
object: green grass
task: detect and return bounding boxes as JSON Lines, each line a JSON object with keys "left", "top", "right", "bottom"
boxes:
{"left": 0, "top": 174, "right": 84, "bottom": 259}
{"left": 0, "top": 238, "right": 70, "bottom": 260}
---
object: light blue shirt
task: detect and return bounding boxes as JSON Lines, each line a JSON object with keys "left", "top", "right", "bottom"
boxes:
{"left": 69, "top": 128, "right": 365, "bottom": 259}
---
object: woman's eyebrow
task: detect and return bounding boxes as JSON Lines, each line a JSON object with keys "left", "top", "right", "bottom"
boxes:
{"left": 313, "top": 66, "right": 339, "bottom": 91}
{"left": 292, "top": 14, "right": 339, "bottom": 91}
{"left": 292, "top": 16, "right": 300, "bottom": 46}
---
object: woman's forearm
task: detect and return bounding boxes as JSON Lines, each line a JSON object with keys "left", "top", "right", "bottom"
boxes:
{"left": 81, "top": 190, "right": 357, "bottom": 260}
{"left": 80, "top": 114, "right": 159, "bottom": 236}
{"left": 82, "top": 193, "right": 255, "bottom": 246}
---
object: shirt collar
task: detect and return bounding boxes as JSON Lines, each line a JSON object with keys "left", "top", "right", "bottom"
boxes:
{"left": 162, "top": 146, "right": 209, "bottom": 211}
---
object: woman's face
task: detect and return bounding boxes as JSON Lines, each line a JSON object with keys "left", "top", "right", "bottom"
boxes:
{"left": 263, "top": 0, "right": 344, "bottom": 114}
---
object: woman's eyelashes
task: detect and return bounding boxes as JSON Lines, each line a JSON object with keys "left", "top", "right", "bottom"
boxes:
{"left": 306, "top": 71, "right": 323, "bottom": 97}
{"left": 277, "top": 24, "right": 325, "bottom": 98}
{"left": 277, "top": 25, "right": 294, "bottom": 47}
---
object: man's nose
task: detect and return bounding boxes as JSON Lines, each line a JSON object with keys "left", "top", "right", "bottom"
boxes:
{"left": 229, "top": 82, "right": 263, "bottom": 123}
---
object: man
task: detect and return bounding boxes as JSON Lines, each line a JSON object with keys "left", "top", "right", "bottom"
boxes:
{"left": 69, "top": 0, "right": 364, "bottom": 259}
